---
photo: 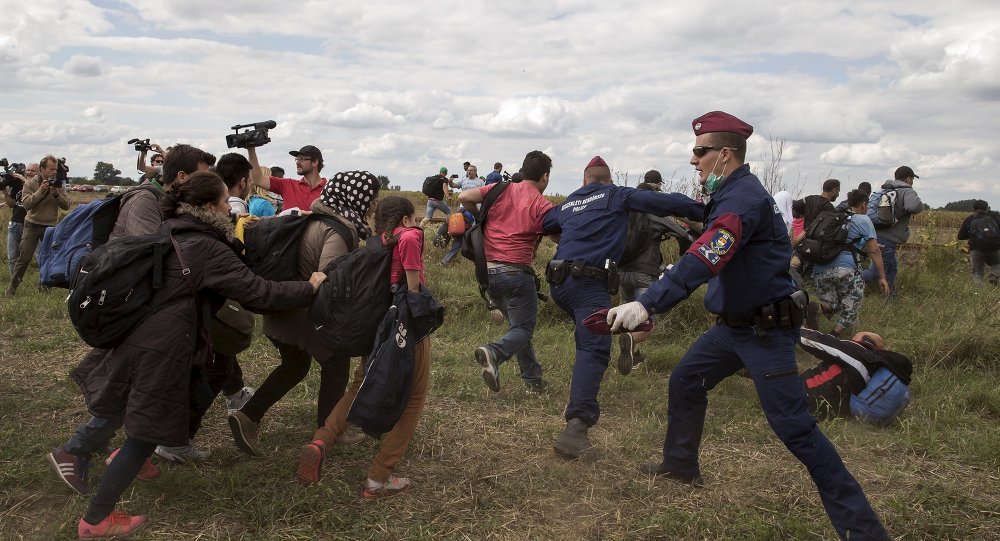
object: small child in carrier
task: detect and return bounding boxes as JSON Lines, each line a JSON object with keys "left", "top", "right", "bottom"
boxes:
{"left": 297, "top": 195, "right": 432, "bottom": 497}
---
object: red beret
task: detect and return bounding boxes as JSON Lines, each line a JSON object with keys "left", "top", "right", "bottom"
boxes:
{"left": 585, "top": 155, "right": 608, "bottom": 170}
{"left": 692, "top": 111, "right": 753, "bottom": 138}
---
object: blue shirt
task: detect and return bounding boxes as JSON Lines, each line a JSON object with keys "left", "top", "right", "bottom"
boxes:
{"left": 248, "top": 195, "right": 276, "bottom": 217}
{"left": 485, "top": 171, "right": 503, "bottom": 185}
{"left": 542, "top": 183, "right": 703, "bottom": 268}
{"left": 812, "top": 213, "right": 875, "bottom": 273}
{"left": 639, "top": 164, "right": 797, "bottom": 319}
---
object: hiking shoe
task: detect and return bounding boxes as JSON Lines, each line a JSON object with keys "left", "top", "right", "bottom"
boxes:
{"left": 639, "top": 462, "right": 704, "bottom": 487}
{"left": 525, "top": 379, "right": 548, "bottom": 393}
{"left": 617, "top": 333, "right": 635, "bottom": 376}
{"left": 229, "top": 410, "right": 263, "bottom": 457}
{"left": 363, "top": 476, "right": 411, "bottom": 499}
{"left": 78, "top": 510, "right": 147, "bottom": 539}
{"left": 225, "top": 386, "right": 255, "bottom": 414}
{"left": 553, "top": 418, "right": 601, "bottom": 463}
{"left": 47, "top": 447, "right": 89, "bottom": 495}
{"left": 297, "top": 440, "right": 325, "bottom": 485}
{"left": 805, "top": 301, "right": 821, "bottom": 330}
{"left": 475, "top": 346, "right": 500, "bottom": 392}
{"left": 336, "top": 426, "right": 366, "bottom": 446}
{"left": 155, "top": 440, "right": 210, "bottom": 464}
{"left": 106, "top": 448, "right": 161, "bottom": 482}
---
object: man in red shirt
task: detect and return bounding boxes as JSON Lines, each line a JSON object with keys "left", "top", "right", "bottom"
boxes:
{"left": 458, "top": 150, "right": 555, "bottom": 392}
{"left": 248, "top": 145, "right": 326, "bottom": 210}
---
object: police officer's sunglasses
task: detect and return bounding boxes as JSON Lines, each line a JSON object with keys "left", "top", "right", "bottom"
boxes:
{"left": 691, "top": 146, "right": 729, "bottom": 158}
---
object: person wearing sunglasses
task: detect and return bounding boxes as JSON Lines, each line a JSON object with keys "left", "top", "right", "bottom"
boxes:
{"left": 607, "top": 111, "right": 888, "bottom": 541}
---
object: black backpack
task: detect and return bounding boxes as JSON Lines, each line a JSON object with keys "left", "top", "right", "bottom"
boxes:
{"left": 969, "top": 213, "right": 1000, "bottom": 251}
{"left": 799, "top": 209, "right": 861, "bottom": 264}
{"left": 422, "top": 176, "right": 441, "bottom": 198}
{"left": 243, "top": 214, "right": 355, "bottom": 281}
{"left": 460, "top": 182, "right": 511, "bottom": 306}
{"left": 67, "top": 231, "right": 188, "bottom": 349}
{"left": 620, "top": 211, "right": 652, "bottom": 267}
{"left": 309, "top": 234, "right": 396, "bottom": 358}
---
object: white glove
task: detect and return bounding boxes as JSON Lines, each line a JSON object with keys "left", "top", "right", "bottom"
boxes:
{"left": 607, "top": 301, "right": 649, "bottom": 332}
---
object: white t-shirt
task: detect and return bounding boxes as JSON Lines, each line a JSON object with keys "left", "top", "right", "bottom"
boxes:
{"left": 228, "top": 196, "right": 249, "bottom": 216}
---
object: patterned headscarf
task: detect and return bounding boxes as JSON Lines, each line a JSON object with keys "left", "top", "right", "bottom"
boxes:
{"left": 319, "top": 171, "right": 380, "bottom": 239}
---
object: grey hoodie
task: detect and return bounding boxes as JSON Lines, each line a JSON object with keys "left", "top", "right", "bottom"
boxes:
{"left": 874, "top": 179, "right": 923, "bottom": 245}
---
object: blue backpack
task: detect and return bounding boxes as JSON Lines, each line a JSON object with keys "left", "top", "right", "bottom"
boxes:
{"left": 38, "top": 186, "right": 159, "bottom": 288}
{"left": 850, "top": 367, "right": 911, "bottom": 426}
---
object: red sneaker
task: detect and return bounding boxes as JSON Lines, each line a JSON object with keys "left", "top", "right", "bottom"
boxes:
{"left": 296, "top": 440, "right": 325, "bottom": 485}
{"left": 362, "top": 476, "right": 410, "bottom": 499}
{"left": 78, "top": 510, "right": 147, "bottom": 539}
{"left": 105, "top": 448, "right": 161, "bottom": 482}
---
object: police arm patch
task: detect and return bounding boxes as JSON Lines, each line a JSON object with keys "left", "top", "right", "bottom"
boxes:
{"left": 687, "top": 213, "right": 743, "bottom": 275}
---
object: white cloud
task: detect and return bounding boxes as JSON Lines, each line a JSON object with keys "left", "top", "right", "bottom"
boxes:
{"left": 469, "top": 97, "right": 575, "bottom": 137}
{"left": 63, "top": 55, "right": 105, "bottom": 77}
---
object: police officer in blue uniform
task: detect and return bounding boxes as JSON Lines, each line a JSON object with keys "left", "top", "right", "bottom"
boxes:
{"left": 542, "top": 156, "right": 703, "bottom": 462}
{"left": 607, "top": 111, "right": 888, "bottom": 541}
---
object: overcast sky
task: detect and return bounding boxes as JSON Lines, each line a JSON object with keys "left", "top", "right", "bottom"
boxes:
{"left": 3, "top": 1, "right": 999, "bottom": 207}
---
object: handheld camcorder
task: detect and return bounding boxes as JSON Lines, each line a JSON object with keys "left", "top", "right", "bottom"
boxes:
{"left": 227, "top": 120, "right": 276, "bottom": 149}
{"left": 0, "top": 158, "right": 27, "bottom": 186}
{"left": 128, "top": 138, "right": 153, "bottom": 152}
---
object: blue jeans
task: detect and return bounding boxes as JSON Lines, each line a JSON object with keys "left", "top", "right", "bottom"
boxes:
{"left": 65, "top": 416, "right": 123, "bottom": 458}
{"left": 550, "top": 276, "right": 612, "bottom": 426}
{"left": 661, "top": 324, "right": 886, "bottom": 541}
{"left": 970, "top": 249, "right": 1000, "bottom": 284}
{"left": 862, "top": 240, "right": 897, "bottom": 296}
{"left": 442, "top": 235, "right": 463, "bottom": 264}
{"left": 425, "top": 199, "right": 451, "bottom": 220}
{"left": 6, "top": 221, "right": 22, "bottom": 275}
{"left": 485, "top": 270, "right": 543, "bottom": 385}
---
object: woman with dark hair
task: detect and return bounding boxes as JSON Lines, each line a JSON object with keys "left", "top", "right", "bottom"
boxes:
{"left": 52, "top": 171, "right": 326, "bottom": 539}
{"left": 229, "top": 171, "right": 381, "bottom": 457}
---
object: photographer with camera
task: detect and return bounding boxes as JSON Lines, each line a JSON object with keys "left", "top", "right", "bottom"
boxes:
{"left": 130, "top": 139, "right": 165, "bottom": 181}
{"left": 228, "top": 121, "right": 327, "bottom": 211}
{"left": 7, "top": 155, "right": 69, "bottom": 296}
{"left": 2, "top": 161, "right": 36, "bottom": 275}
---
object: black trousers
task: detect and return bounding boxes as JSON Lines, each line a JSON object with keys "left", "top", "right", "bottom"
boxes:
{"left": 240, "top": 338, "right": 350, "bottom": 428}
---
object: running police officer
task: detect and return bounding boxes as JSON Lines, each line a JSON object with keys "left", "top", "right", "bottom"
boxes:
{"left": 607, "top": 111, "right": 888, "bottom": 541}
{"left": 542, "top": 156, "right": 703, "bottom": 462}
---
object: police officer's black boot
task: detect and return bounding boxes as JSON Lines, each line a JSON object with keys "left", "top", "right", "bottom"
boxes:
{"left": 553, "top": 418, "right": 601, "bottom": 462}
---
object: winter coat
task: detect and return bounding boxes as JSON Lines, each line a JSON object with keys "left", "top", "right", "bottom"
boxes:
{"left": 262, "top": 200, "right": 359, "bottom": 360}
{"left": 78, "top": 208, "right": 315, "bottom": 446}
{"left": 873, "top": 180, "right": 923, "bottom": 245}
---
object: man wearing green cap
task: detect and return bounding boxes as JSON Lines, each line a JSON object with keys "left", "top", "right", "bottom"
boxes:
{"left": 420, "top": 166, "right": 452, "bottom": 227}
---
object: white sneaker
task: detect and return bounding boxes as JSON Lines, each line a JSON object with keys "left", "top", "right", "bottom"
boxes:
{"left": 155, "top": 440, "right": 211, "bottom": 464}
{"left": 226, "top": 386, "right": 255, "bottom": 414}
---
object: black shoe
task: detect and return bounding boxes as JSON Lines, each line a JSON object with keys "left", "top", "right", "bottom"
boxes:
{"left": 554, "top": 418, "right": 602, "bottom": 463}
{"left": 525, "top": 379, "right": 548, "bottom": 393}
{"left": 639, "top": 462, "right": 704, "bottom": 487}
{"left": 616, "top": 334, "right": 635, "bottom": 376}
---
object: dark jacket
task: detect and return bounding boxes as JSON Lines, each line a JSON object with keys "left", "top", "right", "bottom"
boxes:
{"left": 78, "top": 210, "right": 314, "bottom": 446}
{"left": 958, "top": 210, "right": 1000, "bottom": 251}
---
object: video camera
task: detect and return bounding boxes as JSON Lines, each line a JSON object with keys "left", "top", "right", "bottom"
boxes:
{"left": 128, "top": 138, "right": 153, "bottom": 152}
{"left": 0, "top": 158, "right": 27, "bottom": 187}
{"left": 226, "top": 120, "right": 276, "bottom": 149}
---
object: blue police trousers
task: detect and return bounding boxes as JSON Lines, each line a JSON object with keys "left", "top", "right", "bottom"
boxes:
{"left": 550, "top": 276, "right": 611, "bottom": 426}
{"left": 661, "top": 324, "right": 886, "bottom": 541}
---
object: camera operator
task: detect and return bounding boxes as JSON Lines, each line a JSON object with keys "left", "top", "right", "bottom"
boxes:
{"left": 136, "top": 142, "right": 166, "bottom": 181}
{"left": 3, "top": 162, "right": 37, "bottom": 275}
{"left": 6, "top": 155, "right": 69, "bottom": 296}
{"left": 248, "top": 145, "right": 326, "bottom": 211}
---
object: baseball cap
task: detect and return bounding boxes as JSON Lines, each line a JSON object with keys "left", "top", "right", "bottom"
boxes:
{"left": 644, "top": 169, "right": 663, "bottom": 185}
{"left": 439, "top": 166, "right": 448, "bottom": 174}
{"left": 289, "top": 145, "right": 323, "bottom": 161}
{"left": 894, "top": 166, "right": 919, "bottom": 180}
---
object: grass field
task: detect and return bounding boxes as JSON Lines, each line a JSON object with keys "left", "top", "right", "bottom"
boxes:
{"left": 0, "top": 194, "right": 998, "bottom": 540}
